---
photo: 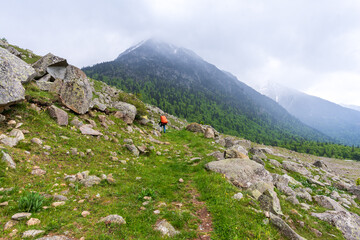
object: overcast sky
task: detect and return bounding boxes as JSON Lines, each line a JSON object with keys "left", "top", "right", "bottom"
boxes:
{"left": 2, "top": 0, "right": 360, "bottom": 105}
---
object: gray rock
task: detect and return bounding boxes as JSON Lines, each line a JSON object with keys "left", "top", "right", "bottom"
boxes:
{"left": 258, "top": 189, "right": 283, "bottom": 215}
{"left": 270, "top": 212, "right": 306, "bottom": 240}
{"left": 9, "top": 128, "right": 25, "bottom": 141}
{"left": 0, "top": 48, "right": 34, "bottom": 111}
{"left": 282, "top": 161, "right": 311, "bottom": 176}
{"left": 205, "top": 158, "right": 273, "bottom": 188}
{"left": 31, "top": 138, "right": 43, "bottom": 145}
{"left": 0, "top": 114, "right": 5, "bottom": 122}
{"left": 4, "top": 220, "right": 17, "bottom": 230}
{"left": 269, "top": 159, "right": 282, "bottom": 168}
{"left": 295, "top": 188, "right": 312, "bottom": 202}
{"left": 233, "top": 192, "right": 243, "bottom": 200}
{"left": 79, "top": 175, "right": 101, "bottom": 187}
{"left": 312, "top": 211, "right": 360, "bottom": 240}
{"left": 53, "top": 194, "right": 68, "bottom": 201}
{"left": 32, "top": 53, "right": 68, "bottom": 78}
{"left": 349, "top": 185, "right": 360, "bottom": 201}
{"left": 224, "top": 145, "right": 249, "bottom": 159}
{"left": 11, "top": 212, "right": 31, "bottom": 220}
{"left": 22, "top": 229, "right": 44, "bottom": 238}
{"left": 208, "top": 151, "right": 225, "bottom": 161}
{"left": 249, "top": 148, "right": 267, "bottom": 159}
{"left": 272, "top": 174, "right": 296, "bottom": 196}
{"left": 70, "top": 117, "right": 83, "bottom": 128}
{"left": 204, "top": 127, "right": 215, "bottom": 139}
{"left": 125, "top": 144, "right": 140, "bottom": 156}
{"left": 57, "top": 65, "right": 92, "bottom": 114}
{"left": 1, "top": 151, "right": 16, "bottom": 169}
{"left": 91, "top": 98, "right": 107, "bottom": 111}
{"left": 112, "top": 101, "right": 137, "bottom": 124}
{"left": 36, "top": 236, "right": 71, "bottom": 240}
{"left": 48, "top": 105, "right": 68, "bottom": 126}
{"left": 313, "top": 160, "right": 328, "bottom": 169}
{"left": 79, "top": 124, "right": 103, "bottom": 136}
{"left": 335, "top": 181, "right": 352, "bottom": 191}
{"left": 154, "top": 219, "right": 180, "bottom": 237}
{"left": 314, "top": 195, "right": 346, "bottom": 211}
{"left": 330, "top": 191, "right": 341, "bottom": 200}
{"left": 98, "top": 214, "right": 126, "bottom": 225}
{"left": 186, "top": 123, "right": 204, "bottom": 133}
{"left": 31, "top": 166, "right": 46, "bottom": 175}
{"left": 252, "top": 155, "right": 265, "bottom": 166}
{"left": 286, "top": 196, "right": 300, "bottom": 205}
{"left": 7, "top": 46, "right": 21, "bottom": 58}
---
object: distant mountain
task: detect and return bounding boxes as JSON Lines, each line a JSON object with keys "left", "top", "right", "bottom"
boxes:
{"left": 83, "top": 39, "right": 331, "bottom": 145}
{"left": 341, "top": 104, "right": 360, "bottom": 113}
{"left": 260, "top": 81, "right": 360, "bottom": 145}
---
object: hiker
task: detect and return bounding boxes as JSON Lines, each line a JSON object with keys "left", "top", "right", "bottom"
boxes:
{"left": 159, "top": 115, "right": 168, "bottom": 133}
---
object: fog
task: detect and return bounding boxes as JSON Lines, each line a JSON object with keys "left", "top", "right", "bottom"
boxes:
{"left": 1, "top": 0, "right": 360, "bottom": 105}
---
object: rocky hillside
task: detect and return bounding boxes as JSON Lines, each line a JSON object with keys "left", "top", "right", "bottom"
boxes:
{"left": 1, "top": 40, "right": 360, "bottom": 240}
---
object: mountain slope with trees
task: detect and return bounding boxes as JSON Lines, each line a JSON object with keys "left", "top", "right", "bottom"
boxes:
{"left": 83, "top": 39, "right": 332, "bottom": 147}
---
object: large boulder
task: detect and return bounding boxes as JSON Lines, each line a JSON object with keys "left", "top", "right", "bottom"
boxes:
{"left": 58, "top": 65, "right": 92, "bottom": 114}
{"left": 32, "top": 53, "right": 68, "bottom": 78}
{"left": 186, "top": 123, "right": 204, "bottom": 133}
{"left": 224, "top": 144, "right": 249, "bottom": 159}
{"left": 312, "top": 211, "right": 360, "bottom": 240}
{"left": 204, "top": 127, "right": 215, "bottom": 139}
{"left": 258, "top": 189, "right": 283, "bottom": 215}
{"left": 0, "top": 48, "right": 35, "bottom": 112}
{"left": 205, "top": 158, "right": 273, "bottom": 188}
{"left": 112, "top": 101, "right": 137, "bottom": 124}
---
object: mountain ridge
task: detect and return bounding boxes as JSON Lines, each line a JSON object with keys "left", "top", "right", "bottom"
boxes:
{"left": 83, "top": 39, "right": 332, "bottom": 146}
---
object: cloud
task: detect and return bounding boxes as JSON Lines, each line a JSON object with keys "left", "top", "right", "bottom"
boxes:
{"left": 1, "top": 0, "right": 360, "bottom": 105}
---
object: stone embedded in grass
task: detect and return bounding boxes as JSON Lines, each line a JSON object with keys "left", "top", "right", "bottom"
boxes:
{"left": 80, "top": 175, "right": 101, "bottom": 187}
{"left": 154, "top": 210, "right": 160, "bottom": 214}
{"left": 232, "top": 192, "right": 243, "bottom": 200}
{"left": 52, "top": 201, "right": 65, "bottom": 207}
{"left": 79, "top": 124, "right": 103, "bottom": 136}
{"left": 98, "top": 214, "right": 126, "bottom": 225}
{"left": 1, "top": 151, "right": 16, "bottom": 169}
{"left": 36, "top": 235, "right": 72, "bottom": 240}
{"left": 48, "top": 105, "right": 68, "bottom": 126}
{"left": 26, "top": 218, "right": 41, "bottom": 226}
{"left": 11, "top": 212, "right": 31, "bottom": 220}
{"left": 4, "top": 220, "right": 17, "bottom": 230}
{"left": 81, "top": 211, "right": 90, "bottom": 217}
{"left": 22, "top": 229, "right": 45, "bottom": 238}
{"left": 53, "top": 194, "right": 68, "bottom": 201}
{"left": 269, "top": 212, "right": 306, "bottom": 240}
{"left": 31, "top": 166, "right": 46, "bottom": 175}
{"left": 154, "top": 219, "right": 180, "bottom": 237}
{"left": 125, "top": 144, "right": 139, "bottom": 156}
{"left": 31, "top": 138, "right": 43, "bottom": 145}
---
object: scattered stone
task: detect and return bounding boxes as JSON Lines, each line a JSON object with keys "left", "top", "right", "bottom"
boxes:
{"left": 286, "top": 196, "right": 300, "bottom": 205}
{"left": 53, "top": 194, "right": 68, "bottom": 201}
{"left": 179, "top": 178, "right": 184, "bottom": 183}
{"left": 31, "top": 138, "right": 43, "bottom": 145}
{"left": 79, "top": 124, "right": 103, "bottom": 136}
{"left": 313, "top": 160, "right": 328, "bottom": 169}
{"left": 70, "top": 117, "right": 84, "bottom": 128}
{"left": 11, "top": 212, "right": 31, "bottom": 220}
{"left": 82, "top": 211, "right": 90, "bottom": 217}
{"left": 79, "top": 175, "right": 101, "bottom": 187}
{"left": 36, "top": 235, "right": 72, "bottom": 240}
{"left": 98, "top": 215, "right": 126, "bottom": 225}
{"left": 314, "top": 195, "right": 346, "bottom": 211}
{"left": 52, "top": 201, "right": 65, "bottom": 207}
{"left": 27, "top": 218, "right": 41, "bottom": 226}
{"left": 154, "top": 210, "right": 161, "bottom": 214}
{"left": 233, "top": 192, "right": 243, "bottom": 200}
{"left": 0, "top": 114, "right": 5, "bottom": 122}
{"left": 258, "top": 189, "right": 283, "bottom": 215}
{"left": 282, "top": 161, "right": 310, "bottom": 176}
{"left": 70, "top": 148, "right": 78, "bottom": 155}
{"left": 269, "top": 159, "right": 282, "bottom": 168}
{"left": 154, "top": 219, "right": 180, "bottom": 237}
{"left": 22, "top": 230, "right": 45, "bottom": 238}
{"left": 311, "top": 228, "right": 322, "bottom": 237}
{"left": 31, "top": 166, "right": 46, "bottom": 175}
{"left": 186, "top": 123, "right": 204, "bottom": 133}
{"left": 125, "top": 144, "right": 140, "bottom": 156}
{"left": 270, "top": 212, "right": 306, "bottom": 240}
{"left": 0, "top": 201, "right": 8, "bottom": 206}
{"left": 48, "top": 105, "right": 68, "bottom": 126}
{"left": 9, "top": 229, "right": 18, "bottom": 237}
{"left": 4, "top": 220, "right": 17, "bottom": 230}
{"left": 1, "top": 151, "right": 16, "bottom": 169}
{"left": 204, "top": 127, "right": 215, "bottom": 139}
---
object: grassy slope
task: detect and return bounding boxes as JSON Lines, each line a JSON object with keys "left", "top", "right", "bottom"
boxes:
{"left": 0, "top": 82, "right": 350, "bottom": 240}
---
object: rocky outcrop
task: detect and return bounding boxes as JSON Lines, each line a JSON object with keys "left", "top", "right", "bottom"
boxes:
{"left": 112, "top": 101, "right": 137, "bottom": 124}
{"left": 314, "top": 195, "right": 346, "bottom": 211}
{"left": 270, "top": 213, "right": 306, "bottom": 240}
{"left": 32, "top": 53, "right": 67, "bottom": 78}
{"left": 205, "top": 158, "right": 273, "bottom": 188}
{"left": 282, "top": 161, "right": 311, "bottom": 176}
{"left": 224, "top": 144, "right": 249, "bottom": 159}
{"left": 186, "top": 123, "right": 204, "bottom": 133}
{"left": 312, "top": 211, "right": 360, "bottom": 240}
{"left": 0, "top": 48, "right": 35, "bottom": 112}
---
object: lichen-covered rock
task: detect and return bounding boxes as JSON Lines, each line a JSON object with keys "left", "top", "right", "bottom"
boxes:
{"left": 0, "top": 48, "right": 35, "bottom": 111}
{"left": 270, "top": 212, "right": 306, "bottom": 240}
{"left": 314, "top": 195, "right": 346, "bottom": 211}
{"left": 48, "top": 105, "right": 68, "bottom": 126}
{"left": 258, "top": 189, "right": 283, "bottom": 215}
{"left": 204, "top": 127, "right": 215, "bottom": 139}
{"left": 98, "top": 214, "right": 126, "bottom": 225}
{"left": 112, "top": 101, "right": 137, "bottom": 124}
{"left": 154, "top": 219, "right": 180, "bottom": 237}
{"left": 312, "top": 211, "right": 360, "bottom": 240}
{"left": 58, "top": 65, "right": 93, "bottom": 114}
{"left": 205, "top": 158, "right": 273, "bottom": 188}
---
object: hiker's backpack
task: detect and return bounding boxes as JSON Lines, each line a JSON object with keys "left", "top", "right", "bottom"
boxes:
{"left": 160, "top": 115, "right": 168, "bottom": 124}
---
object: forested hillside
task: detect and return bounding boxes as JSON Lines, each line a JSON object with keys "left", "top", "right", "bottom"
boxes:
{"left": 83, "top": 39, "right": 331, "bottom": 147}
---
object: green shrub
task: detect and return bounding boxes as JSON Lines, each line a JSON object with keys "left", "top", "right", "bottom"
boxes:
{"left": 356, "top": 178, "right": 360, "bottom": 186}
{"left": 18, "top": 191, "right": 44, "bottom": 212}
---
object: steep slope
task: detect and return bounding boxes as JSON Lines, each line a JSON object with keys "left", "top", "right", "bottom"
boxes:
{"left": 260, "top": 82, "right": 360, "bottom": 146}
{"left": 83, "top": 39, "right": 331, "bottom": 146}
